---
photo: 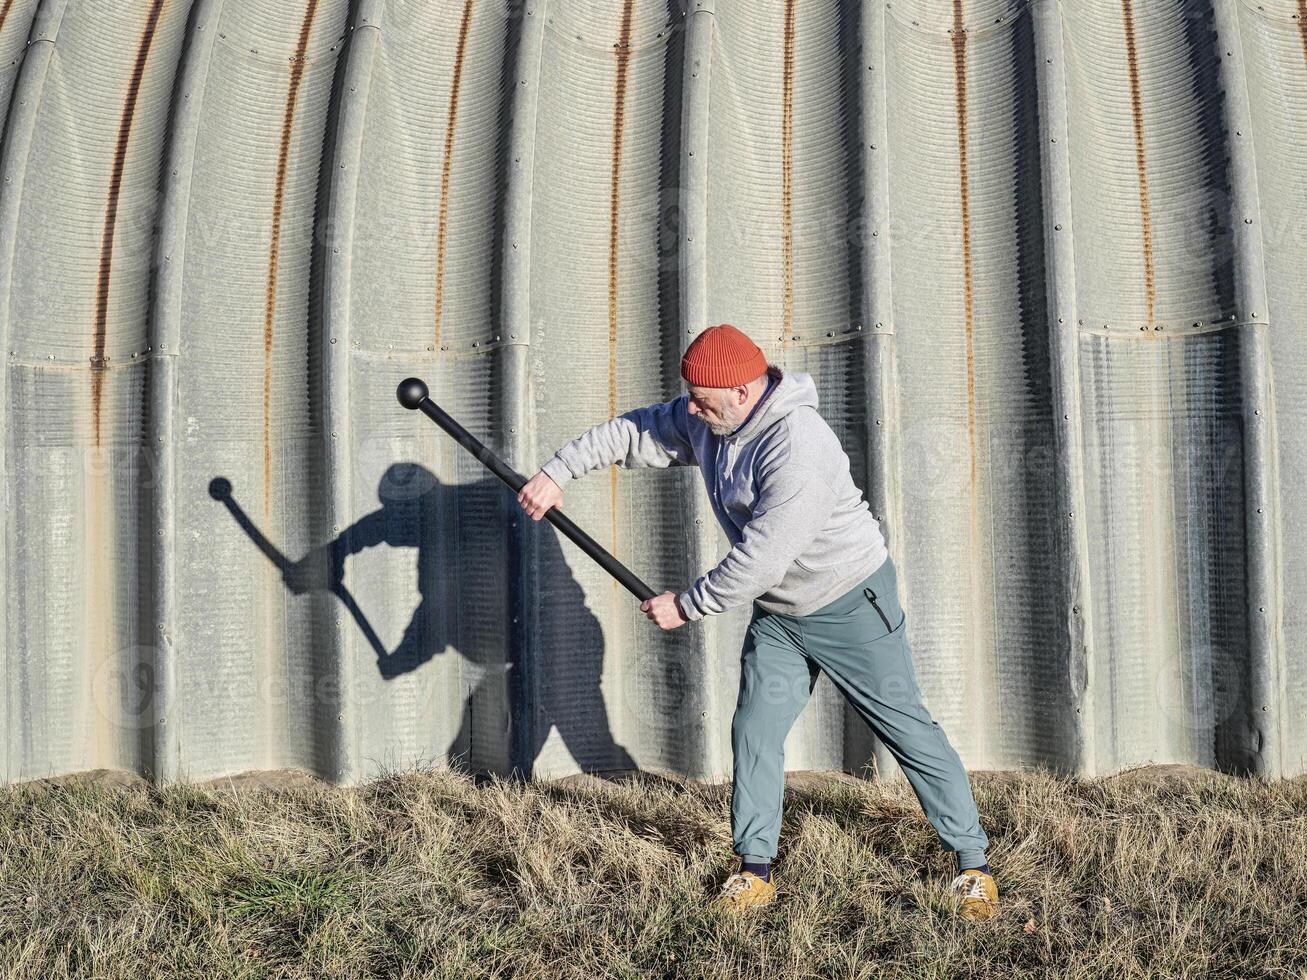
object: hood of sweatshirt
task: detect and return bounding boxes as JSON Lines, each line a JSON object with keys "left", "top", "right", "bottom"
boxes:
{"left": 723, "top": 364, "right": 819, "bottom": 445}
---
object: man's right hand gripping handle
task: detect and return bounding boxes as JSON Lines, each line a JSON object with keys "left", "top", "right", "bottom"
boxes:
{"left": 517, "top": 470, "right": 564, "bottom": 522}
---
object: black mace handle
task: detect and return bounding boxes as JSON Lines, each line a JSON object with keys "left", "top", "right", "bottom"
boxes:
{"left": 397, "top": 378, "right": 658, "bottom": 603}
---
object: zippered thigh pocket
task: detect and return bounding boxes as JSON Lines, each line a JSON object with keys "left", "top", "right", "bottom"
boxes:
{"left": 863, "top": 587, "right": 894, "bottom": 633}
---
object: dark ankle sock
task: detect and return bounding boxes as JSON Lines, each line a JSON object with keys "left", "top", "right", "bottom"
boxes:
{"left": 740, "top": 860, "right": 771, "bottom": 882}
{"left": 961, "top": 863, "right": 991, "bottom": 876}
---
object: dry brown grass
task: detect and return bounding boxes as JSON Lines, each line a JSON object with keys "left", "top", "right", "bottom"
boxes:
{"left": 1, "top": 763, "right": 1304, "bottom": 979}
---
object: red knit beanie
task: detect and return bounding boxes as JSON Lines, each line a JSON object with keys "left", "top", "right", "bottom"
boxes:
{"left": 680, "top": 324, "right": 768, "bottom": 387}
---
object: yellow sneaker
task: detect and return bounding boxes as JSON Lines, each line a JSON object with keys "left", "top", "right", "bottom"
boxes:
{"left": 949, "top": 869, "right": 999, "bottom": 921}
{"left": 709, "top": 871, "right": 776, "bottom": 912}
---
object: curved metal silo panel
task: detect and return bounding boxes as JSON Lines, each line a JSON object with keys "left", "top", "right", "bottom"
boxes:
{"left": 323, "top": 0, "right": 518, "bottom": 782}
{"left": 881, "top": 0, "right": 1075, "bottom": 772}
{"left": 153, "top": 0, "right": 350, "bottom": 781}
{"left": 526, "top": 0, "right": 702, "bottom": 779}
{"left": 0, "top": 0, "right": 47, "bottom": 784}
{"left": 1063, "top": 0, "right": 1263, "bottom": 772}
{"left": 0, "top": 0, "right": 191, "bottom": 780}
{"left": 1237, "top": 0, "right": 1307, "bottom": 776}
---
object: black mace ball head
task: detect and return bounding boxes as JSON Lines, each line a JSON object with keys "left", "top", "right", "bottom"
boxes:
{"left": 397, "top": 378, "right": 429, "bottom": 410}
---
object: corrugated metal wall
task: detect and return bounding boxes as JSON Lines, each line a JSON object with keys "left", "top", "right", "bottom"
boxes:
{"left": 2, "top": 0, "right": 1303, "bottom": 786}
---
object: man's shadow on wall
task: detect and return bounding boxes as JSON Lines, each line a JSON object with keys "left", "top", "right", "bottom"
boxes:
{"left": 271, "top": 462, "right": 636, "bottom": 776}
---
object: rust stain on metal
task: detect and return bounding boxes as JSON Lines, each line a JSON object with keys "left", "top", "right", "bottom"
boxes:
{"left": 608, "top": 0, "right": 635, "bottom": 566}
{"left": 780, "top": 0, "right": 797, "bottom": 343}
{"left": 1120, "top": 0, "right": 1155, "bottom": 330}
{"left": 0, "top": 0, "right": 17, "bottom": 36}
{"left": 1298, "top": 0, "right": 1307, "bottom": 68}
{"left": 950, "top": 1, "right": 978, "bottom": 527}
{"left": 263, "top": 0, "right": 321, "bottom": 519}
{"left": 92, "top": 0, "right": 167, "bottom": 447}
{"left": 434, "top": 0, "right": 476, "bottom": 352}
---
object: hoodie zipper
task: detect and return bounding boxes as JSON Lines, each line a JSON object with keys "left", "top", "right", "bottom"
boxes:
{"left": 863, "top": 587, "right": 893, "bottom": 632}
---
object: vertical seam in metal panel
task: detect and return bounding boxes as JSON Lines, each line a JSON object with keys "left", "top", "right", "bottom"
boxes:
{"left": 1216, "top": 0, "right": 1283, "bottom": 776}
{"left": 150, "top": 0, "right": 227, "bottom": 784}
{"left": 320, "top": 0, "right": 381, "bottom": 786}
{"left": 93, "top": 0, "right": 167, "bottom": 448}
{"left": 434, "top": 0, "right": 475, "bottom": 354}
{"left": 502, "top": 0, "right": 546, "bottom": 777}
{"left": 1033, "top": 0, "right": 1096, "bottom": 773}
{"left": 679, "top": 0, "right": 720, "bottom": 779}
{"left": 860, "top": 0, "right": 903, "bottom": 783}
{"left": 0, "top": 0, "right": 68, "bottom": 783}
{"left": 262, "top": 0, "right": 322, "bottom": 522}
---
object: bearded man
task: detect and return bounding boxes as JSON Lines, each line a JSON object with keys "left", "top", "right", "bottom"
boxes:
{"left": 515, "top": 324, "right": 998, "bottom": 920}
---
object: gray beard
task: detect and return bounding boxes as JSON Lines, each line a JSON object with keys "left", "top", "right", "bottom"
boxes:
{"left": 708, "top": 405, "right": 744, "bottom": 437}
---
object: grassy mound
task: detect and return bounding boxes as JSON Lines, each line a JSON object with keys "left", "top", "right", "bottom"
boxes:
{"left": 1, "top": 764, "right": 1303, "bottom": 978}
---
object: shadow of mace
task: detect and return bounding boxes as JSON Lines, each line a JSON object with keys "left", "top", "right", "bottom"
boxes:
{"left": 208, "top": 476, "right": 389, "bottom": 661}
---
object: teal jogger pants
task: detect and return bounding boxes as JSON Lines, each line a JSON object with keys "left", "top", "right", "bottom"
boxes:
{"left": 731, "top": 553, "right": 990, "bottom": 870}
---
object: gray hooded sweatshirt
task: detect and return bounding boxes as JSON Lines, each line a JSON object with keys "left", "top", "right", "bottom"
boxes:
{"left": 539, "top": 364, "right": 889, "bottom": 621}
